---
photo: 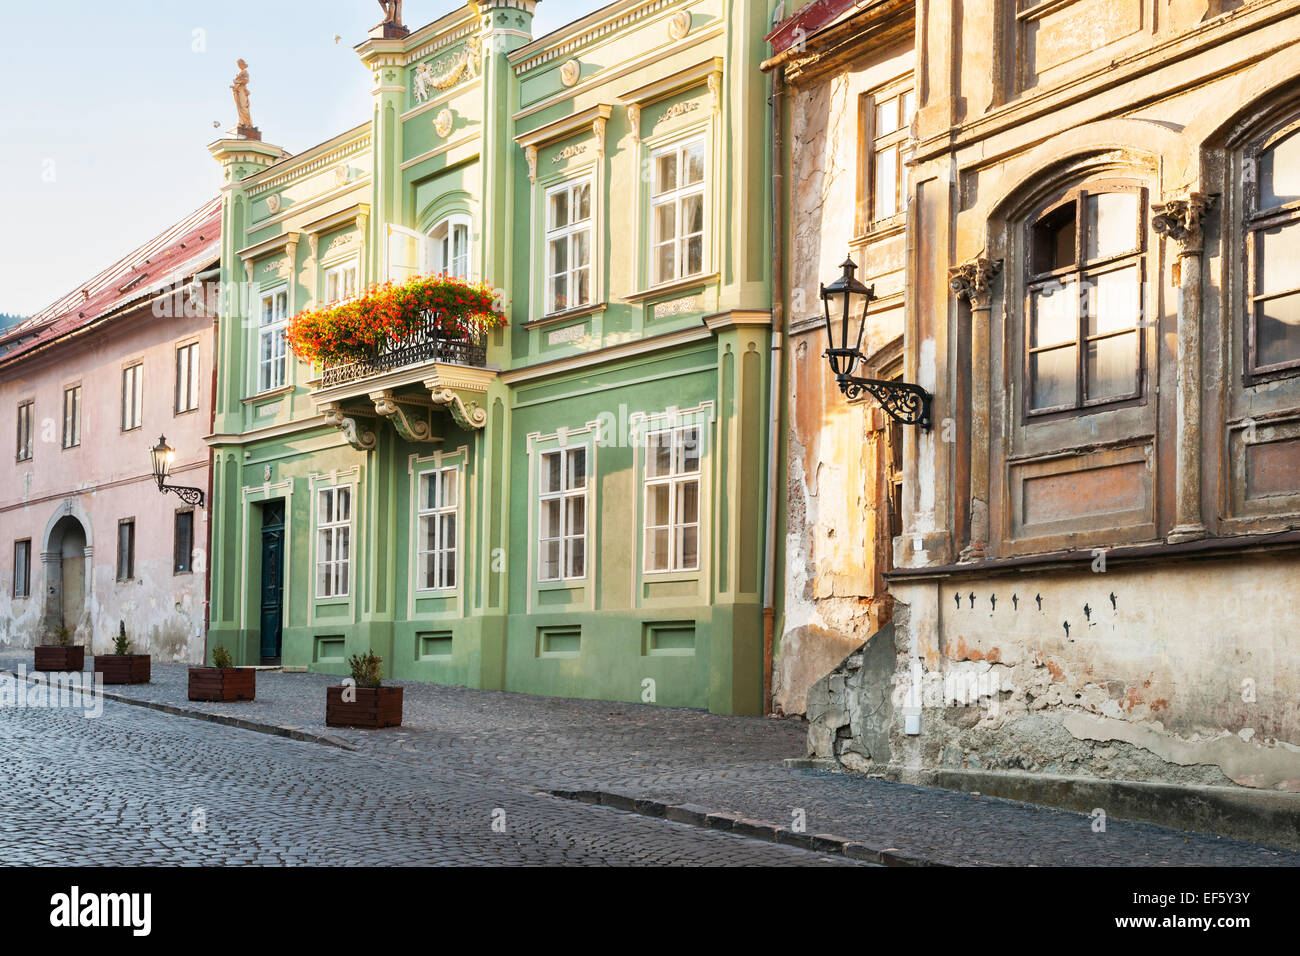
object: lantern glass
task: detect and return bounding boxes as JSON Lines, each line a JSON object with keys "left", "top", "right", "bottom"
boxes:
{"left": 150, "top": 435, "right": 174, "bottom": 487}
{"left": 820, "top": 256, "right": 874, "bottom": 380}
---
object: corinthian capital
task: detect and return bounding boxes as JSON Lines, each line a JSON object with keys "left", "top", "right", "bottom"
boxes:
{"left": 1152, "top": 192, "right": 1214, "bottom": 254}
{"left": 949, "top": 257, "right": 1003, "bottom": 310}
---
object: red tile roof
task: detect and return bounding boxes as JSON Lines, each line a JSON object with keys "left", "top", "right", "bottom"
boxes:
{"left": 0, "top": 197, "right": 223, "bottom": 368}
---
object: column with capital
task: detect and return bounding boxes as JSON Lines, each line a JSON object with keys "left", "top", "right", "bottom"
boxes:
{"left": 1153, "top": 192, "right": 1214, "bottom": 543}
{"left": 949, "top": 256, "right": 1002, "bottom": 561}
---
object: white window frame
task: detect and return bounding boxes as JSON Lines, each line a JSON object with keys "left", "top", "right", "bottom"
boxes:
{"left": 430, "top": 215, "right": 472, "bottom": 280}
{"left": 417, "top": 465, "right": 459, "bottom": 591}
{"left": 650, "top": 136, "right": 707, "bottom": 286}
{"left": 175, "top": 342, "right": 200, "bottom": 414}
{"left": 16, "top": 400, "right": 33, "bottom": 461}
{"left": 323, "top": 260, "right": 360, "bottom": 304}
{"left": 315, "top": 485, "right": 352, "bottom": 599}
{"left": 643, "top": 424, "right": 703, "bottom": 573}
{"left": 537, "top": 445, "right": 589, "bottom": 582}
{"left": 543, "top": 178, "right": 593, "bottom": 315}
{"left": 62, "top": 384, "right": 81, "bottom": 448}
{"left": 257, "top": 288, "right": 289, "bottom": 394}
{"left": 122, "top": 363, "right": 143, "bottom": 431}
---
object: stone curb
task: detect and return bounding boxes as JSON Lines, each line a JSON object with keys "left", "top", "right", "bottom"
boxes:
{"left": 546, "top": 788, "right": 950, "bottom": 866}
{"left": 2, "top": 668, "right": 356, "bottom": 752}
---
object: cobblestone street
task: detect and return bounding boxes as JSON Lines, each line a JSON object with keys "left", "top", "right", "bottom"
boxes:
{"left": 1, "top": 652, "right": 1297, "bottom": 866}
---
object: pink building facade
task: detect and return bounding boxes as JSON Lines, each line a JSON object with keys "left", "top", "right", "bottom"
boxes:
{"left": 0, "top": 199, "right": 221, "bottom": 661}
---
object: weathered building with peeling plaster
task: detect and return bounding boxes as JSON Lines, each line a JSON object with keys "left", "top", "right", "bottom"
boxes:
{"left": 768, "top": 0, "right": 1300, "bottom": 837}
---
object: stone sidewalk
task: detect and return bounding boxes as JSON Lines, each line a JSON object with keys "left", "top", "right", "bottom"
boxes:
{"left": 3, "top": 649, "right": 1298, "bottom": 866}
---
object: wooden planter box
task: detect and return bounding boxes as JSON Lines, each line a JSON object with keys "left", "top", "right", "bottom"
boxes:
{"left": 326, "top": 685, "right": 403, "bottom": 728}
{"left": 94, "top": 654, "right": 151, "bottom": 685}
{"left": 188, "top": 667, "right": 256, "bottom": 702}
{"left": 33, "top": 645, "right": 84, "bottom": 671}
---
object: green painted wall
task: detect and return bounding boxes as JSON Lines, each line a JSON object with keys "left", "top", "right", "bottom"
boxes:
{"left": 206, "top": 0, "right": 775, "bottom": 714}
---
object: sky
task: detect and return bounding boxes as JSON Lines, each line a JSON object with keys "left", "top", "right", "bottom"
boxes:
{"left": 0, "top": 0, "right": 599, "bottom": 317}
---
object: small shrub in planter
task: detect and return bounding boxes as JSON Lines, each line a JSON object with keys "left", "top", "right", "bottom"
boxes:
{"left": 34, "top": 626, "right": 84, "bottom": 672}
{"left": 188, "top": 645, "right": 255, "bottom": 702}
{"left": 326, "top": 651, "right": 402, "bottom": 729}
{"left": 94, "top": 622, "right": 151, "bottom": 685}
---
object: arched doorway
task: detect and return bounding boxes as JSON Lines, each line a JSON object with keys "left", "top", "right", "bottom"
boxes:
{"left": 41, "top": 503, "right": 92, "bottom": 643}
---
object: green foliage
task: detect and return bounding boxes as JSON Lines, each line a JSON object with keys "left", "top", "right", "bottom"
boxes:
{"left": 54, "top": 626, "right": 72, "bottom": 647}
{"left": 348, "top": 650, "right": 384, "bottom": 689}
{"left": 212, "top": 646, "right": 234, "bottom": 669}
{"left": 113, "top": 621, "right": 130, "bottom": 656}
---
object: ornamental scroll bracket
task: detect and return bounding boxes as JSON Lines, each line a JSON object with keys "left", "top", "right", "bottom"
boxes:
{"left": 1152, "top": 192, "right": 1215, "bottom": 255}
{"left": 427, "top": 387, "right": 487, "bottom": 430}
{"left": 322, "top": 402, "right": 377, "bottom": 451}
{"left": 370, "top": 390, "right": 441, "bottom": 443}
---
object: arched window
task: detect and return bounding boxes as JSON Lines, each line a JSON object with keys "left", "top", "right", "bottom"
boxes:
{"left": 429, "top": 215, "right": 471, "bottom": 280}
{"left": 1025, "top": 182, "right": 1147, "bottom": 415}
{"left": 1246, "top": 125, "right": 1300, "bottom": 374}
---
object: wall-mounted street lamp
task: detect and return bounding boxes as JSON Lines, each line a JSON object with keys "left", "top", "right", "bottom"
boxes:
{"left": 821, "top": 256, "right": 932, "bottom": 429}
{"left": 150, "top": 435, "right": 205, "bottom": 507}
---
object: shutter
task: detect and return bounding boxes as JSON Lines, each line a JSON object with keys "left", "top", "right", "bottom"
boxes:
{"left": 386, "top": 224, "right": 429, "bottom": 282}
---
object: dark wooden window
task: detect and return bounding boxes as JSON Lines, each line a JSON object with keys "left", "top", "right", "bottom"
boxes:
{"left": 1025, "top": 182, "right": 1147, "bottom": 416}
{"left": 1247, "top": 125, "right": 1300, "bottom": 376}
{"left": 117, "top": 519, "right": 135, "bottom": 581}
{"left": 13, "top": 539, "right": 31, "bottom": 598}
{"left": 174, "top": 510, "right": 194, "bottom": 574}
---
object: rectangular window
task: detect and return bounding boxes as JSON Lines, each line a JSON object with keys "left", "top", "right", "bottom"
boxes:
{"left": 545, "top": 179, "right": 593, "bottom": 314}
{"left": 1248, "top": 130, "right": 1300, "bottom": 374}
{"left": 651, "top": 138, "right": 706, "bottom": 285}
{"left": 16, "top": 399, "right": 33, "bottom": 461}
{"left": 538, "top": 446, "right": 587, "bottom": 581}
{"left": 864, "top": 84, "right": 916, "bottom": 227}
{"left": 117, "top": 519, "right": 135, "bottom": 581}
{"left": 13, "top": 540, "right": 30, "bottom": 598}
{"left": 433, "top": 218, "right": 472, "bottom": 280}
{"left": 417, "top": 467, "right": 458, "bottom": 590}
{"left": 175, "top": 342, "right": 200, "bottom": 413}
{"left": 258, "top": 289, "right": 289, "bottom": 393}
{"left": 316, "top": 486, "right": 351, "bottom": 598}
{"left": 1026, "top": 186, "right": 1145, "bottom": 414}
{"left": 174, "top": 510, "right": 194, "bottom": 574}
{"left": 62, "top": 385, "right": 81, "bottom": 448}
{"left": 324, "top": 262, "right": 359, "bottom": 304}
{"left": 122, "top": 363, "right": 143, "bottom": 431}
{"left": 644, "top": 425, "right": 702, "bottom": 573}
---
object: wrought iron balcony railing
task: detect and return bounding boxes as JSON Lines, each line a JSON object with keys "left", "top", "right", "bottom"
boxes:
{"left": 319, "top": 309, "right": 489, "bottom": 388}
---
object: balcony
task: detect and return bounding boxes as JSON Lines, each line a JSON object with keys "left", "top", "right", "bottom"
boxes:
{"left": 308, "top": 309, "right": 498, "bottom": 448}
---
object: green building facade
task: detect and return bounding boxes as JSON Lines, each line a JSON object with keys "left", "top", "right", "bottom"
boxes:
{"left": 206, "top": 0, "right": 776, "bottom": 714}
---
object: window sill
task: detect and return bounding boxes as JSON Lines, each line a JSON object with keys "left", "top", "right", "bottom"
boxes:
{"left": 242, "top": 385, "right": 293, "bottom": 405}
{"left": 641, "top": 568, "right": 701, "bottom": 583}
{"left": 524, "top": 302, "right": 606, "bottom": 330}
{"left": 535, "top": 578, "right": 587, "bottom": 590}
{"left": 623, "top": 273, "right": 718, "bottom": 303}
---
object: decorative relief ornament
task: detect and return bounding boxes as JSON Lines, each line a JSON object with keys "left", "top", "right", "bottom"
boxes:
{"left": 668, "top": 11, "right": 690, "bottom": 41}
{"left": 434, "top": 108, "right": 453, "bottom": 138}
{"left": 593, "top": 116, "right": 606, "bottom": 158}
{"left": 525, "top": 145, "right": 538, "bottom": 183}
{"left": 560, "top": 59, "right": 580, "bottom": 87}
{"left": 266, "top": 194, "right": 281, "bottom": 215}
{"left": 948, "top": 257, "right": 1003, "bottom": 309}
{"left": 334, "top": 164, "right": 351, "bottom": 187}
{"left": 1152, "top": 192, "right": 1214, "bottom": 254}
{"left": 413, "top": 41, "right": 481, "bottom": 104}
{"left": 657, "top": 100, "right": 700, "bottom": 125}
{"left": 708, "top": 73, "right": 721, "bottom": 114}
{"left": 553, "top": 144, "right": 587, "bottom": 164}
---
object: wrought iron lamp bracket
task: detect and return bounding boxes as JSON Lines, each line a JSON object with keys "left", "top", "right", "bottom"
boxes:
{"left": 158, "top": 481, "right": 205, "bottom": 507}
{"left": 833, "top": 369, "right": 933, "bottom": 429}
